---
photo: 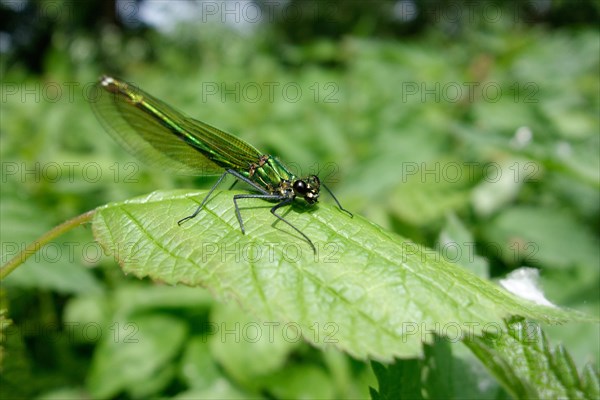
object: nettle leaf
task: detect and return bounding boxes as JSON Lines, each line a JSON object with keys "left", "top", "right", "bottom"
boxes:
{"left": 87, "top": 313, "right": 188, "bottom": 398}
{"left": 369, "top": 338, "right": 488, "bottom": 400}
{"left": 370, "top": 358, "right": 422, "bottom": 400}
{"left": 92, "top": 190, "right": 592, "bottom": 360}
{"left": 464, "top": 319, "right": 600, "bottom": 399}
{"left": 0, "top": 309, "right": 35, "bottom": 399}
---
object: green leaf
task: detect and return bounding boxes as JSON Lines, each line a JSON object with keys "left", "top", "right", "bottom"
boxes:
{"left": 179, "top": 337, "right": 222, "bottom": 391}
{"left": 63, "top": 284, "right": 212, "bottom": 343}
{"left": 36, "top": 387, "right": 89, "bottom": 400}
{"left": 173, "top": 382, "right": 249, "bottom": 399}
{"left": 0, "top": 308, "right": 8, "bottom": 370}
{"left": 321, "top": 348, "right": 375, "bottom": 398}
{"left": 87, "top": 313, "right": 187, "bottom": 398}
{"left": 388, "top": 160, "right": 475, "bottom": 226}
{"left": 370, "top": 338, "right": 504, "bottom": 400}
{"left": 370, "top": 358, "right": 422, "bottom": 400}
{"left": 0, "top": 186, "right": 102, "bottom": 295}
{"left": 0, "top": 308, "right": 35, "bottom": 399}
{"left": 437, "top": 214, "right": 489, "bottom": 278}
{"left": 464, "top": 318, "right": 600, "bottom": 399}
{"left": 208, "top": 301, "right": 297, "bottom": 388}
{"left": 92, "top": 190, "right": 593, "bottom": 361}
{"left": 266, "top": 364, "right": 336, "bottom": 399}
{"left": 482, "top": 206, "right": 600, "bottom": 269}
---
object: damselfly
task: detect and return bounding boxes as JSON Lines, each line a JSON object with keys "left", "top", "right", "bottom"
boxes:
{"left": 91, "top": 76, "right": 352, "bottom": 252}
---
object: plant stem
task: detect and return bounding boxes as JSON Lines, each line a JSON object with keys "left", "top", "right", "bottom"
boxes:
{"left": 0, "top": 209, "right": 96, "bottom": 280}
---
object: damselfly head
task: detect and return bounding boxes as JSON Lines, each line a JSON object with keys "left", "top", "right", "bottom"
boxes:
{"left": 293, "top": 175, "right": 320, "bottom": 204}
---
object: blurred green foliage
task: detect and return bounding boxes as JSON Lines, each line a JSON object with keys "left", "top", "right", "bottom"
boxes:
{"left": 1, "top": 1, "right": 598, "bottom": 398}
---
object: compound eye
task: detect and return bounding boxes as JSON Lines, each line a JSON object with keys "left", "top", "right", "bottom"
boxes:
{"left": 309, "top": 175, "right": 320, "bottom": 187}
{"left": 293, "top": 180, "right": 308, "bottom": 194}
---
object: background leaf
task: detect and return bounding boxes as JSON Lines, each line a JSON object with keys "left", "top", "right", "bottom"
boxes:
{"left": 464, "top": 319, "right": 600, "bottom": 399}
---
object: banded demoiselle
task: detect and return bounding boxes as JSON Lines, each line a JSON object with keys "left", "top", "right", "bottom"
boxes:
{"left": 91, "top": 76, "right": 352, "bottom": 253}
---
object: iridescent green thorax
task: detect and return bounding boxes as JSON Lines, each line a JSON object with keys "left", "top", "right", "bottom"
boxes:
{"left": 244, "top": 155, "right": 320, "bottom": 203}
{"left": 248, "top": 155, "right": 295, "bottom": 189}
